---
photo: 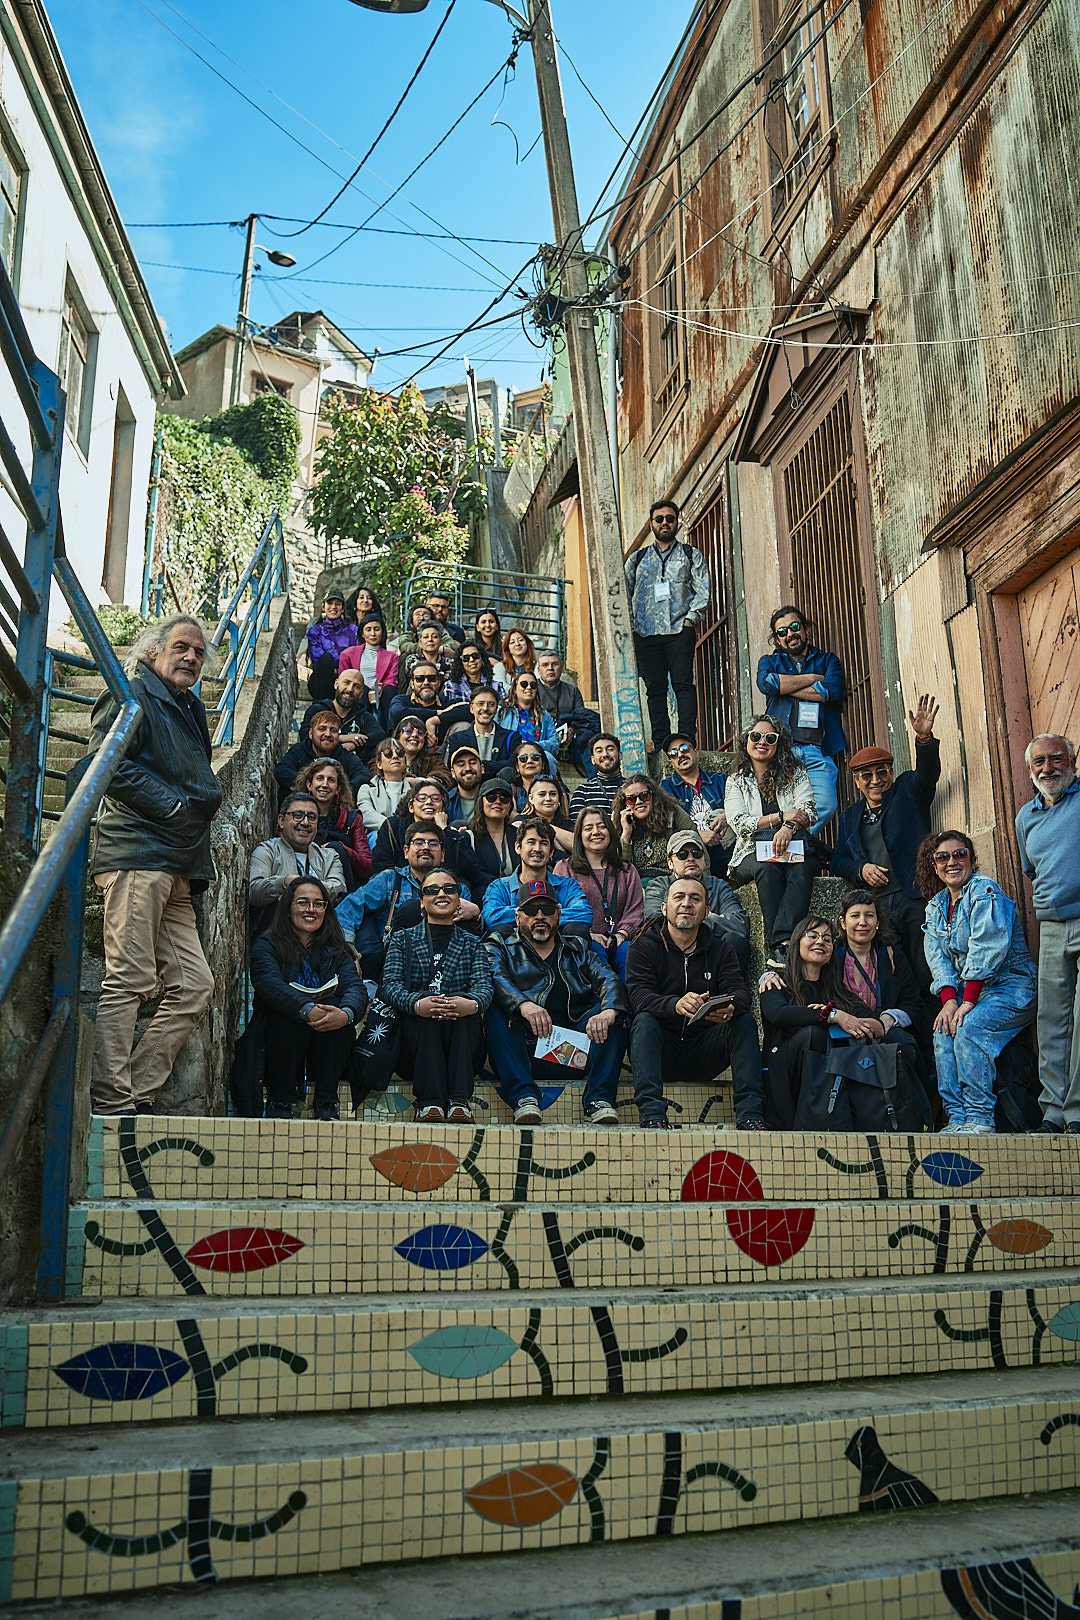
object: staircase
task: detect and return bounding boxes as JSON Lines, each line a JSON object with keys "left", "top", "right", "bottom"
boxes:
{"left": 2, "top": 1113, "right": 1079, "bottom": 1614}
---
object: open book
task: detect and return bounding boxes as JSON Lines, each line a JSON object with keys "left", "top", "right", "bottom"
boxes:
{"left": 755, "top": 838, "right": 805, "bottom": 864}
{"left": 287, "top": 975, "right": 339, "bottom": 997}
{"left": 534, "top": 1025, "right": 590, "bottom": 1070}
{"left": 685, "top": 994, "right": 733, "bottom": 1026}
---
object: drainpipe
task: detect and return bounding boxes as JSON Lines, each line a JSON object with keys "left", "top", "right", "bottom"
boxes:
{"left": 141, "top": 428, "right": 163, "bottom": 616}
{"left": 606, "top": 245, "right": 621, "bottom": 526}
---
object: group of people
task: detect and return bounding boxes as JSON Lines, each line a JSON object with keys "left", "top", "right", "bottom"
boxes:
{"left": 84, "top": 529, "right": 1080, "bottom": 1141}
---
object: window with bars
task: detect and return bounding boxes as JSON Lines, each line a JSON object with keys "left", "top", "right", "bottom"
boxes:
{"left": 0, "top": 127, "right": 22, "bottom": 280}
{"left": 690, "top": 485, "right": 738, "bottom": 753}
{"left": 58, "top": 283, "right": 94, "bottom": 457}
{"left": 756, "top": 0, "right": 831, "bottom": 237}
{"left": 646, "top": 200, "right": 684, "bottom": 432}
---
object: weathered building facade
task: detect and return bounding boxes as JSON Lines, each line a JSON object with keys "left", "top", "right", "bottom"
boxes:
{"left": 603, "top": 0, "right": 1078, "bottom": 901}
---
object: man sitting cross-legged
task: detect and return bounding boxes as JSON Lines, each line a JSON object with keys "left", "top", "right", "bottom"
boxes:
{"left": 626, "top": 876, "right": 765, "bottom": 1131}
{"left": 481, "top": 818, "right": 593, "bottom": 938}
{"left": 642, "top": 830, "right": 750, "bottom": 977}
{"left": 486, "top": 878, "right": 630, "bottom": 1126}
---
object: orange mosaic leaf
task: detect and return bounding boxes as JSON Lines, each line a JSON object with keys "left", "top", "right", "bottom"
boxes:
{"left": 369, "top": 1144, "right": 460, "bottom": 1192}
{"left": 465, "top": 1464, "right": 579, "bottom": 1527}
{"left": 986, "top": 1219, "right": 1053, "bottom": 1255}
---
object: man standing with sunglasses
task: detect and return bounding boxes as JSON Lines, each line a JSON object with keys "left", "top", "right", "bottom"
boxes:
{"left": 625, "top": 499, "right": 711, "bottom": 747}
{"left": 757, "top": 605, "right": 846, "bottom": 831}
{"left": 831, "top": 694, "right": 940, "bottom": 989}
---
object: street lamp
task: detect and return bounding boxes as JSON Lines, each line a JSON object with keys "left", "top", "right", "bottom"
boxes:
{"left": 347, "top": 0, "right": 645, "bottom": 768}
{"left": 229, "top": 214, "right": 298, "bottom": 406}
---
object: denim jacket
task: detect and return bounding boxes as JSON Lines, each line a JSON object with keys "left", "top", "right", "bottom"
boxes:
{"left": 922, "top": 877, "right": 1037, "bottom": 998}
{"left": 625, "top": 541, "right": 711, "bottom": 636}
{"left": 756, "top": 646, "right": 847, "bottom": 757}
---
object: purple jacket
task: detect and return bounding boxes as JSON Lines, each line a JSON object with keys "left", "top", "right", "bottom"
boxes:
{"left": 307, "top": 617, "right": 358, "bottom": 666}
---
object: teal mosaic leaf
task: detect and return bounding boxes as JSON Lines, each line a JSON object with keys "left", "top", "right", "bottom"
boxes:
{"left": 1047, "top": 1303, "right": 1080, "bottom": 1342}
{"left": 408, "top": 1325, "right": 519, "bottom": 1378}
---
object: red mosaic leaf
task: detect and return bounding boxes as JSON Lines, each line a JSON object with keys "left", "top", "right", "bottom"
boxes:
{"left": 682, "top": 1150, "right": 764, "bottom": 1203}
{"left": 987, "top": 1219, "right": 1053, "bottom": 1255}
{"left": 725, "top": 1207, "right": 815, "bottom": 1266}
{"left": 370, "top": 1143, "right": 460, "bottom": 1192}
{"left": 465, "top": 1464, "right": 579, "bottom": 1527}
{"left": 186, "top": 1227, "right": 305, "bottom": 1273}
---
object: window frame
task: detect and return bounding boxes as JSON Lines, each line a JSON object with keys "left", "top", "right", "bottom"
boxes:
{"left": 754, "top": 0, "right": 834, "bottom": 243}
{"left": 642, "top": 158, "right": 688, "bottom": 453}
{"left": 0, "top": 116, "right": 25, "bottom": 287}
{"left": 58, "top": 278, "right": 96, "bottom": 459}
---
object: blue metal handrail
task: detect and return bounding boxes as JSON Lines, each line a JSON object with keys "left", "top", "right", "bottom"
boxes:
{"left": 206, "top": 511, "right": 288, "bottom": 746}
{"left": 404, "top": 558, "right": 567, "bottom": 652}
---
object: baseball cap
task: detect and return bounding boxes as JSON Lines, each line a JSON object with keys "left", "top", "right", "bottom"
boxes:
{"left": 667, "top": 829, "right": 706, "bottom": 855}
{"left": 324, "top": 587, "right": 345, "bottom": 603}
{"left": 663, "top": 731, "right": 696, "bottom": 751}
{"left": 517, "top": 877, "right": 558, "bottom": 908}
{"left": 450, "top": 745, "right": 482, "bottom": 767}
{"left": 479, "top": 779, "right": 514, "bottom": 802}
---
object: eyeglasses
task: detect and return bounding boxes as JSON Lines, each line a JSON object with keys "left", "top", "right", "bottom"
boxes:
{"left": 293, "top": 898, "right": 327, "bottom": 910}
{"left": 803, "top": 929, "right": 832, "bottom": 944}
{"left": 748, "top": 731, "right": 780, "bottom": 746}
{"left": 933, "top": 848, "right": 971, "bottom": 865}
{"left": 624, "top": 790, "right": 652, "bottom": 805}
{"left": 774, "top": 620, "right": 803, "bottom": 637}
{"left": 408, "top": 838, "right": 442, "bottom": 850}
{"left": 855, "top": 767, "right": 892, "bottom": 783}
{"left": 422, "top": 882, "right": 461, "bottom": 897}
{"left": 285, "top": 811, "right": 318, "bottom": 823}
{"left": 522, "top": 900, "right": 558, "bottom": 916}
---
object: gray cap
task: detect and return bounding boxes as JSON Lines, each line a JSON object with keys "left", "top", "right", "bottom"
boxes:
{"left": 667, "top": 829, "right": 706, "bottom": 855}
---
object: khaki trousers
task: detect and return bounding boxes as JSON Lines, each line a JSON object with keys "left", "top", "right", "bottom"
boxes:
{"left": 92, "top": 869, "right": 215, "bottom": 1114}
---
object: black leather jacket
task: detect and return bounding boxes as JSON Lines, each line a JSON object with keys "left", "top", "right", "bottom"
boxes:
{"left": 486, "top": 929, "right": 630, "bottom": 1026}
{"left": 87, "top": 661, "right": 222, "bottom": 889}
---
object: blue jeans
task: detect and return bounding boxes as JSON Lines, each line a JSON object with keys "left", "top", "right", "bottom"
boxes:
{"left": 934, "top": 977, "right": 1036, "bottom": 1128}
{"left": 486, "top": 1006, "right": 627, "bottom": 1110}
{"left": 792, "top": 744, "right": 838, "bottom": 833}
{"left": 591, "top": 939, "right": 631, "bottom": 981}
{"left": 565, "top": 729, "right": 598, "bottom": 777}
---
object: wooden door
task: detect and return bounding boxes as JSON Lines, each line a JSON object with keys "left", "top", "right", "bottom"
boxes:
{"left": 1018, "top": 544, "right": 1080, "bottom": 745}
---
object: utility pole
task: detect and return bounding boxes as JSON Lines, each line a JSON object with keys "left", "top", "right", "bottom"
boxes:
{"left": 524, "top": 0, "right": 645, "bottom": 771}
{"left": 230, "top": 214, "right": 258, "bottom": 407}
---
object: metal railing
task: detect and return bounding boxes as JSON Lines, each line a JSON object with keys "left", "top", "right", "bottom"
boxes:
{"left": 0, "top": 256, "right": 140, "bottom": 1300}
{"left": 206, "top": 512, "right": 288, "bottom": 746}
{"left": 404, "top": 559, "right": 566, "bottom": 653}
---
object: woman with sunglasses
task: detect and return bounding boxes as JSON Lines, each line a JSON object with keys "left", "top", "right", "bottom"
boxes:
{"left": 249, "top": 876, "right": 366, "bottom": 1121}
{"left": 467, "top": 778, "right": 520, "bottom": 889}
{"left": 502, "top": 626, "right": 537, "bottom": 677}
{"left": 725, "top": 714, "right": 821, "bottom": 968}
{"left": 499, "top": 671, "right": 559, "bottom": 769}
{"left": 292, "top": 759, "right": 373, "bottom": 892}
{"left": 381, "top": 866, "right": 494, "bottom": 1125}
{"left": 354, "top": 739, "right": 412, "bottom": 832}
{"left": 916, "top": 830, "right": 1036, "bottom": 1134}
{"left": 392, "top": 717, "right": 451, "bottom": 785}
{"left": 443, "top": 641, "right": 506, "bottom": 705}
{"left": 613, "top": 775, "right": 694, "bottom": 885}
{"left": 554, "top": 807, "right": 643, "bottom": 978}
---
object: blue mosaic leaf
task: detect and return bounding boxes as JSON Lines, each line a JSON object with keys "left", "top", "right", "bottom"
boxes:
{"left": 408, "top": 1325, "right": 519, "bottom": 1378}
{"left": 53, "top": 1343, "right": 190, "bottom": 1402}
{"left": 1047, "top": 1303, "right": 1080, "bottom": 1342}
{"left": 920, "top": 1151, "right": 984, "bottom": 1188}
{"left": 537, "top": 1085, "right": 565, "bottom": 1111}
{"left": 395, "top": 1224, "right": 489, "bottom": 1272}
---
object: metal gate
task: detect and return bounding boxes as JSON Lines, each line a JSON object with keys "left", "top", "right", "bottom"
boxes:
{"left": 690, "top": 483, "right": 737, "bottom": 753}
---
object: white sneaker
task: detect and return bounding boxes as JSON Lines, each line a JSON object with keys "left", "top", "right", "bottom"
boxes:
{"left": 513, "top": 1099, "right": 543, "bottom": 1126}
{"left": 584, "top": 1101, "right": 619, "bottom": 1126}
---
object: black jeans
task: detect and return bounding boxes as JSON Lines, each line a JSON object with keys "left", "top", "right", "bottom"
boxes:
{"left": 630, "top": 1009, "right": 763, "bottom": 1122}
{"left": 263, "top": 1011, "right": 355, "bottom": 1110}
{"left": 882, "top": 890, "right": 932, "bottom": 995}
{"left": 633, "top": 626, "right": 698, "bottom": 744}
{"left": 400, "top": 1014, "right": 485, "bottom": 1108}
{"left": 729, "top": 852, "right": 823, "bottom": 952}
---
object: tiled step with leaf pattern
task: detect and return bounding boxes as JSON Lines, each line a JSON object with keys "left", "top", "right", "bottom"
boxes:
{"left": 4, "top": 1375, "right": 1079, "bottom": 1603}
{"left": 90, "top": 1115, "right": 1080, "bottom": 1207}
{"left": 346, "top": 1077, "right": 738, "bottom": 1127}
{"left": 6, "top": 1272, "right": 1080, "bottom": 1429}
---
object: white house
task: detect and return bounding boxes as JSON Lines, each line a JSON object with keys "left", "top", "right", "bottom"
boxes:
{"left": 0, "top": 0, "right": 181, "bottom": 624}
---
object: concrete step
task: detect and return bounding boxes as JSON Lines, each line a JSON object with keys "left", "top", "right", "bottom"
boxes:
{"left": 8, "top": 1490, "right": 1078, "bottom": 1620}
{"left": 2, "top": 1368, "right": 1079, "bottom": 1602}
{"left": 90, "top": 1116, "right": 1080, "bottom": 1206}
{"left": 6, "top": 1269, "right": 1080, "bottom": 1430}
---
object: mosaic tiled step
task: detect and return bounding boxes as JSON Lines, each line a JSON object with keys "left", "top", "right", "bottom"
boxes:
{"left": 90, "top": 1115, "right": 1080, "bottom": 1206}
{"left": 351, "top": 1078, "right": 738, "bottom": 1127}
{"left": 4, "top": 1373, "right": 1080, "bottom": 1602}
{"left": 9, "top": 1272, "right": 1080, "bottom": 1429}
{"left": 66, "top": 1195, "right": 1080, "bottom": 1298}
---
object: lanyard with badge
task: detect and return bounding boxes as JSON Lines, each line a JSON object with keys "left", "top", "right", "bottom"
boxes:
{"left": 654, "top": 543, "right": 678, "bottom": 601}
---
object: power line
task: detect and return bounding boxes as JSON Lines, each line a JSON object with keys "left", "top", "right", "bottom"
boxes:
{"left": 140, "top": 260, "right": 495, "bottom": 291}
{"left": 125, "top": 217, "right": 538, "bottom": 246}
{"left": 277, "top": 0, "right": 458, "bottom": 238}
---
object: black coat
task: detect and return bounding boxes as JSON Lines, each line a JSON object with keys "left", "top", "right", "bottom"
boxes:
{"left": 625, "top": 919, "right": 750, "bottom": 1033}
{"left": 250, "top": 933, "right": 366, "bottom": 1024}
{"left": 437, "top": 721, "right": 518, "bottom": 769}
{"left": 831, "top": 739, "right": 940, "bottom": 899}
{"left": 468, "top": 824, "right": 520, "bottom": 895}
{"left": 536, "top": 675, "right": 601, "bottom": 739}
{"left": 275, "top": 739, "right": 371, "bottom": 805}
{"left": 87, "top": 661, "right": 222, "bottom": 889}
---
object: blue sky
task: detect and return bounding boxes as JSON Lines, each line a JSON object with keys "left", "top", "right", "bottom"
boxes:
{"left": 46, "top": 0, "right": 693, "bottom": 395}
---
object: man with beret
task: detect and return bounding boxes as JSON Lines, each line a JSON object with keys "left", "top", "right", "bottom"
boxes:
{"left": 831, "top": 693, "right": 940, "bottom": 987}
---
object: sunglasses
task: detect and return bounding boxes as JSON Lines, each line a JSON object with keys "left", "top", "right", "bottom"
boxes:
{"left": 673, "top": 846, "right": 702, "bottom": 860}
{"left": 748, "top": 731, "right": 780, "bottom": 746}
{"left": 517, "top": 681, "right": 537, "bottom": 690}
{"left": 624, "top": 791, "right": 652, "bottom": 805}
{"left": 669, "top": 744, "right": 694, "bottom": 758}
{"left": 521, "top": 900, "right": 558, "bottom": 916}
{"left": 855, "top": 767, "right": 892, "bottom": 782}
{"left": 774, "top": 620, "right": 803, "bottom": 637}
{"left": 484, "top": 790, "right": 513, "bottom": 804}
{"left": 933, "top": 848, "right": 971, "bottom": 865}
{"left": 652, "top": 514, "right": 677, "bottom": 526}
{"left": 422, "top": 882, "right": 461, "bottom": 897}
{"left": 518, "top": 753, "right": 542, "bottom": 765}
{"left": 415, "top": 675, "right": 439, "bottom": 683}
{"left": 462, "top": 651, "right": 481, "bottom": 662}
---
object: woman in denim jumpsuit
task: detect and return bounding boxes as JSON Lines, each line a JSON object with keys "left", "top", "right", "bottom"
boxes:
{"left": 918, "top": 830, "right": 1036, "bottom": 1133}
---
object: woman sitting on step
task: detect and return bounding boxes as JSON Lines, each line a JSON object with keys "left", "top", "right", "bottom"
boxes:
{"left": 292, "top": 759, "right": 373, "bottom": 892}
{"left": 555, "top": 806, "right": 643, "bottom": 979}
{"left": 613, "top": 774, "right": 695, "bottom": 887}
{"left": 250, "top": 876, "right": 366, "bottom": 1122}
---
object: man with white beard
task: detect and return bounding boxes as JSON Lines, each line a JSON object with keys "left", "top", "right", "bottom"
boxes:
{"left": 1016, "top": 733, "right": 1080, "bottom": 1133}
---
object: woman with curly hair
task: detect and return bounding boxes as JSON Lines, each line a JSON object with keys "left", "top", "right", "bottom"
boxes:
{"left": 442, "top": 640, "right": 506, "bottom": 705}
{"left": 725, "top": 714, "right": 820, "bottom": 967}
{"left": 498, "top": 670, "right": 559, "bottom": 768}
{"left": 613, "top": 774, "right": 694, "bottom": 885}
{"left": 292, "top": 758, "right": 372, "bottom": 891}
{"left": 502, "top": 626, "right": 537, "bottom": 677}
{"left": 917, "top": 829, "right": 1036, "bottom": 1134}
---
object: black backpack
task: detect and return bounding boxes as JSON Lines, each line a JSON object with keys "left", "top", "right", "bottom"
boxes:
{"left": 794, "top": 1039, "right": 931, "bottom": 1132}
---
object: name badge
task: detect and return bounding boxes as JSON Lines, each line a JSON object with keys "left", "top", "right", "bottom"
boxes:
{"left": 654, "top": 580, "right": 671, "bottom": 600}
{"left": 797, "top": 700, "right": 820, "bottom": 729}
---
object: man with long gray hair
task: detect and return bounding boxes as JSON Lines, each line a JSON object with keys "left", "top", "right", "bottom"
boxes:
{"left": 1015, "top": 732, "right": 1080, "bottom": 1133}
{"left": 86, "top": 615, "right": 221, "bottom": 1114}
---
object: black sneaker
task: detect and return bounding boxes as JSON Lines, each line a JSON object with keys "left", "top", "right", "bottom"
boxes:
{"left": 313, "top": 1102, "right": 340, "bottom": 1122}
{"left": 1035, "top": 1120, "right": 1065, "bottom": 1134}
{"left": 736, "top": 1115, "right": 767, "bottom": 1131}
{"left": 1066, "top": 1122, "right": 1080, "bottom": 1135}
{"left": 640, "top": 1116, "right": 671, "bottom": 1130}
{"left": 265, "top": 1102, "right": 295, "bottom": 1121}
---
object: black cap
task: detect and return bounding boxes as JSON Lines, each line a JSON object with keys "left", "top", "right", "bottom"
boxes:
{"left": 324, "top": 587, "right": 345, "bottom": 603}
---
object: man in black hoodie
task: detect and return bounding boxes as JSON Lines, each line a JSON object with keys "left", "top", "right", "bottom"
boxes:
{"left": 626, "top": 877, "right": 764, "bottom": 1130}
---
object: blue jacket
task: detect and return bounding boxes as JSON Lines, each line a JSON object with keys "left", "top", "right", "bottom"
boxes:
{"left": 625, "top": 541, "right": 711, "bottom": 636}
{"left": 660, "top": 769, "right": 727, "bottom": 816}
{"left": 381, "top": 920, "right": 493, "bottom": 1014}
{"left": 922, "top": 877, "right": 1037, "bottom": 999}
{"left": 336, "top": 866, "right": 471, "bottom": 972}
{"left": 498, "top": 703, "right": 560, "bottom": 765}
{"left": 756, "top": 645, "right": 847, "bottom": 757}
{"left": 831, "top": 739, "right": 940, "bottom": 899}
{"left": 481, "top": 868, "right": 593, "bottom": 937}
{"left": 1015, "top": 778, "right": 1080, "bottom": 921}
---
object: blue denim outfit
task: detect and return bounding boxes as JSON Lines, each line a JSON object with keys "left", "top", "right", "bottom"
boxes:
{"left": 1015, "top": 778, "right": 1080, "bottom": 1123}
{"left": 922, "top": 877, "right": 1037, "bottom": 1128}
{"left": 756, "top": 646, "right": 846, "bottom": 832}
